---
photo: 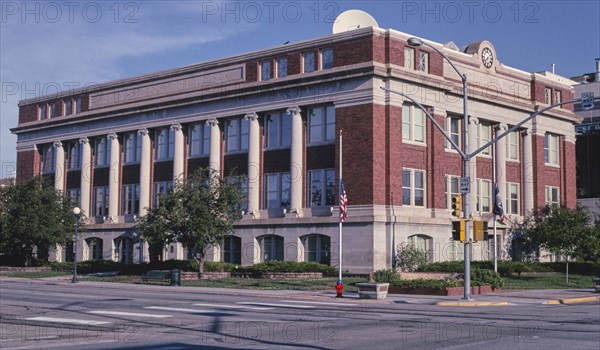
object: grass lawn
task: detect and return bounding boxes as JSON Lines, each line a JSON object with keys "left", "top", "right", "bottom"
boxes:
{"left": 0, "top": 271, "right": 72, "bottom": 278}
{"left": 502, "top": 273, "right": 595, "bottom": 289}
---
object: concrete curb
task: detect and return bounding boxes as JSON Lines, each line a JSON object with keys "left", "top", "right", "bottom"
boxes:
{"left": 545, "top": 296, "right": 600, "bottom": 305}
{"left": 435, "top": 301, "right": 510, "bottom": 307}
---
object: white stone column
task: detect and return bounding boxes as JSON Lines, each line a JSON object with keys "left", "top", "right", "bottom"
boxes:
{"left": 108, "top": 133, "right": 120, "bottom": 222}
{"left": 171, "top": 123, "right": 184, "bottom": 184}
{"left": 468, "top": 117, "right": 479, "bottom": 215}
{"left": 208, "top": 118, "right": 221, "bottom": 177}
{"left": 53, "top": 141, "right": 65, "bottom": 192}
{"left": 138, "top": 129, "right": 151, "bottom": 217}
{"left": 522, "top": 129, "right": 534, "bottom": 214}
{"left": 245, "top": 112, "right": 260, "bottom": 217}
{"left": 495, "top": 124, "right": 507, "bottom": 212}
{"left": 79, "top": 137, "right": 91, "bottom": 218}
{"left": 287, "top": 106, "right": 303, "bottom": 216}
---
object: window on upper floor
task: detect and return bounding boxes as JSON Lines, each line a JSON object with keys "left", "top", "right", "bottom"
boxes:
{"left": 402, "top": 104, "right": 425, "bottom": 144}
{"left": 66, "top": 141, "right": 82, "bottom": 171}
{"left": 48, "top": 102, "right": 56, "bottom": 119}
{"left": 476, "top": 122, "right": 492, "bottom": 155}
{"left": 445, "top": 175, "right": 460, "bottom": 210}
{"left": 123, "top": 132, "right": 142, "bottom": 164}
{"left": 225, "top": 176, "right": 248, "bottom": 211}
{"left": 307, "top": 105, "right": 335, "bottom": 145}
{"left": 41, "top": 144, "right": 55, "bottom": 174}
{"left": 153, "top": 181, "right": 173, "bottom": 209}
{"left": 545, "top": 87, "right": 552, "bottom": 104}
{"left": 506, "top": 183, "right": 520, "bottom": 215}
{"left": 63, "top": 99, "right": 72, "bottom": 116}
{"left": 445, "top": 116, "right": 461, "bottom": 150}
{"left": 75, "top": 96, "right": 82, "bottom": 114}
{"left": 476, "top": 179, "right": 492, "bottom": 213}
{"left": 307, "top": 168, "right": 335, "bottom": 207}
{"left": 225, "top": 118, "right": 249, "bottom": 153}
{"left": 276, "top": 56, "right": 288, "bottom": 78}
{"left": 38, "top": 104, "right": 47, "bottom": 120}
{"left": 404, "top": 47, "right": 414, "bottom": 69}
{"left": 260, "top": 59, "right": 272, "bottom": 81}
{"left": 93, "top": 186, "right": 109, "bottom": 217}
{"left": 506, "top": 130, "right": 519, "bottom": 161}
{"left": 66, "top": 188, "right": 81, "bottom": 206}
{"left": 554, "top": 90, "right": 562, "bottom": 104}
{"left": 122, "top": 184, "right": 140, "bottom": 215}
{"left": 545, "top": 186, "right": 559, "bottom": 206}
{"left": 154, "top": 127, "right": 175, "bottom": 161}
{"left": 265, "top": 112, "right": 291, "bottom": 149}
{"left": 418, "top": 51, "right": 429, "bottom": 73}
{"left": 189, "top": 122, "right": 211, "bottom": 157}
{"left": 544, "top": 133, "right": 559, "bottom": 165}
{"left": 402, "top": 169, "right": 425, "bottom": 207}
{"left": 264, "top": 172, "right": 290, "bottom": 209}
{"left": 94, "top": 137, "right": 111, "bottom": 167}
{"left": 321, "top": 48, "right": 333, "bottom": 70}
{"left": 303, "top": 51, "right": 315, "bottom": 73}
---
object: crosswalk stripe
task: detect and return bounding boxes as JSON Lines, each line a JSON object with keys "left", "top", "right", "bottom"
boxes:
{"left": 88, "top": 310, "right": 172, "bottom": 318}
{"left": 283, "top": 300, "right": 358, "bottom": 306}
{"left": 192, "top": 303, "right": 273, "bottom": 310}
{"left": 237, "top": 302, "right": 315, "bottom": 309}
{"left": 24, "top": 316, "right": 110, "bottom": 325}
{"left": 144, "top": 306, "right": 216, "bottom": 313}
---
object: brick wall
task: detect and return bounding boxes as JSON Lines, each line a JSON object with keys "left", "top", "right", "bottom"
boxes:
{"left": 19, "top": 104, "right": 38, "bottom": 124}
{"left": 563, "top": 140, "right": 576, "bottom": 209}
{"left": 246, "top": 61, "right": 257, "bottom": 82}
{"left": 333, "top": 37, "right": 373, "bottom": 67}
{"left": 16, "top": 150, "right": 40, "bottom": 182}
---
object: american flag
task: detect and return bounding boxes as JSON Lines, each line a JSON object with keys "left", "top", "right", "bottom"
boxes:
{"left": 339, "top": 178, "right": 348, "bottom": 222}
{"left": 493, "top": 183, "right": 505, "bottom": 222}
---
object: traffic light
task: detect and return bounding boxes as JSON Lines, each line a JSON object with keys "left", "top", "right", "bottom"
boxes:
{"left": 452, "top": 220, "right": 465, "bottom": 242}
{"left": 451, "top": 195, "right": 462, "bottom": 218}
{"left": 473, "top": 220, "right": 489, "bottom": 241}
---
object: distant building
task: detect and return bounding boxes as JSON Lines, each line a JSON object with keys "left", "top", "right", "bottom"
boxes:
{"left": 0, "top": 178, "right": 15, "bottom": 188}
{"left": 11, "top": 25, "right": 579, "bottom": 271}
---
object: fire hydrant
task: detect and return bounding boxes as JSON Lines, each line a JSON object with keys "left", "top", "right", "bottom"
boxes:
{"left": 335, "top": 279, "right": 343, "bottom": 298}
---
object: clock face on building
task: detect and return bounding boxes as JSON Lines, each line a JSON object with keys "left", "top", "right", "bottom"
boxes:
{"left": 482, "top": 47, "right": 494, "bottom": 68}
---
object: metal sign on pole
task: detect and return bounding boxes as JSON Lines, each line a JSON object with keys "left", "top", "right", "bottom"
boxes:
{"left": 460, "top": 177, "right": 470, "bottom": 194}
{"left": 582, "top": 92, "right": 595, "bottom": 110}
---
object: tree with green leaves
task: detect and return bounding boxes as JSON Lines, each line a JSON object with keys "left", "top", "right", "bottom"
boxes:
{"left": 136, "top": 168, "right": 245, "bottom": 276}
{"left": 0, "top": 176, "right": 80, "bottom": 266}
{"left": 395, "top": 242, "right": 427, "bottom": 272}
{"left": 523, "top": 205, "right": 596, "bottom": 283}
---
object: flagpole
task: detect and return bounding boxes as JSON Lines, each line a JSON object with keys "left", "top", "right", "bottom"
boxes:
{"left": 492, "top": 133, "right": 498, "bottom": 273}
{"left": 338, "top": 130, "right": 343, "bottom": 284}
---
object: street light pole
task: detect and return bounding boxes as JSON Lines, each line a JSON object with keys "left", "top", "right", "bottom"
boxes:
{"left": 408, "top": 37, "right": 472, "bottom": 300}
{"left": 71, "top": 207, "right": 81, "bottom": 283}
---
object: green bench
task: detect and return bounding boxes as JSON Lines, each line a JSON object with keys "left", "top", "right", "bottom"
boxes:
{"left": 141, "top": 270, "right": 171, "bottom": 284}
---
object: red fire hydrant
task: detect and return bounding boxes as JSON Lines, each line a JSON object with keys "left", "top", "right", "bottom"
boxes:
{"left": 335, "top": 279, "right": 343, "bottom": 298}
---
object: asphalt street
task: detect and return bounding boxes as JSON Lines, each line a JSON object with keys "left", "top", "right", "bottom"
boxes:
{"left": 1, "top": 277, "right": 599, "bottom": 350}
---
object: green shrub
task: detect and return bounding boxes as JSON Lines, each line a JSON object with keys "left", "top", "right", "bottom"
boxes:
{"left": 373, "top": 269, "right": 402, "bottom": 284}
{"left": 471, "top": 268, "right": 503, "bottom": 289}
{"left": 395, "top": 243, "right": 427, "bottom": 272}
{"left": 391, "top": 278, "right": 462, "bottom": 289}
{"left": 245, "top": 261, "right": 337, "bottom": 275}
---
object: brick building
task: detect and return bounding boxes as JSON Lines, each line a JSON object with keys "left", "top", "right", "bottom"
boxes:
{"left": 11, "top": 26, "right": 578, "bottom": 272}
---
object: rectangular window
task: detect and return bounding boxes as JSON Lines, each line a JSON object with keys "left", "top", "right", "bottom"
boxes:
{"left": 307, "top": 105, "right": 335, "bottom": 145}
{"left": 445, "top": 175, "right": 460, "bottom": 209}
{"left": 545, "top": 87, "right": 552, "bottom": 104}
{"left": 418, "top": 51, "right": 429, "bottom": 72}
{"left": 225, "top": 176, "right": 248, "bottom": 211}
{"left": 544, "top": 133, "right": 559, "bottom": 165}
{"left": 265, "top": 112, "right": 291, "bottom": 149}
{"left": 402, "top": 104, "right": 425, "bottom": 143}
{"left": 402, "top": 169, "right": 425, "bottom": 207}
{"left": 276, "top": 56, "right": 288, "bottom": 78}
{"left": 48, "top": 102, "right": 56, "bottom": 119}
{"left": 506, "top": 183, "right": 520, "bottom": 215}
{"left": 307, "top": 169, "right": 335, "bottom": 207}
{"left": 554, "top": 90, "right": 562, "bottom": 104}
{"left": 153, "top": 181, "right": 173, "bottom": 209}
{"left": 123, "top": 132, "right": 142, "bottom": 163}
{"left": 66, "top": 188, "right": 81, "bottom": 206}
{"left": 64, "top": 99, "right": 72, "bottom": 116}
{"left": 446, "top": 116, "right": 460, "bottom": 149}
{"left": 94, "top": 137, "right": 111, "bottom": 167}
{"left": 75, "top": 96, "right": 82, "bottom": 114}
{"left": 188, "top": 122, "right": 211, "bottom": 157}
{"left": 476, "top": 179, "right": 492, "bottom": 212}
{"left": 93, "top": 186, "right": 109, "bottom": 217}
{"left": 477, "top": 123, "right": 492, "bottom": 155}
{"left": 39, "top": 104, "right": 47, "bottom": 120}
{"left": 225, "top": 118, "right": 249, "bottom": 153}
{"left": 506, "top": 130, "right": 519, "bottom": 160}
{"left": 154, "top": 127, "right": 175, "bottom": 161}
{"left": 545, "top": 186, "right": 559, "bottom": 206}
{"left": 404, "top": 47, "right": 414, "bottom": 69}
{"left": 260, "top": 60, "right": 272, "bottom": 81}
{"left": 264, "top": 172, "right": 291, "bottom": 209}
{"left": 303, "top": 51, "right": 315, "bottom": 73}
{"left": 122, "top": 184, "right": 140, "bottom": 215}
{"left": 66, "top": 141, "right": 82, "bottom": 171}
{"left": 41, "top": 144, "right": 55, "bottom": 174}
{"left": 321, "top": 47, "right": 333, "bottom": 69}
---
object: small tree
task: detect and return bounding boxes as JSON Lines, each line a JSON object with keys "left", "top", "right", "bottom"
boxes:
{"left": 395, "top": 243, "right": 427, "bottom": 272}
{"left": 136, "top": 168, "right": 245, "bottom": 275}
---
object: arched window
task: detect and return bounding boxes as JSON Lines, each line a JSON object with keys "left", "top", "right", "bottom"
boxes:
{"left": 114, "top": 237, "right": 134, "bottom": 264}
{"left": 223, "top": 236, "right": 242, "bottom": 265}
{"left": 86, "top": 238, "right": 104, "bottom": 260}
{"left": 257, "top": 235, "right": 284, "bottom": 262}
{"left": 301, "top": 234, "right": 330, "bottom": 265}
{"left": 407, "top": 234, "right": 433, "bottom": 262}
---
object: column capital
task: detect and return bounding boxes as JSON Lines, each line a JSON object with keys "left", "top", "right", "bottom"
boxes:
{"left": 469, "top": 116, "right": 479, "bottom": 125}
{"left": 521, "top": 128, "right": 531, "bottom": 136}
{"left": 244, "top": 112, "right": 259, "bottom": 121}
{"left": 79, "top": 137, "right": 89, "bottom": 145}
{"left": 286, "top": 106, "right": 301, "bottom": 116}
{"left": 496, "top": 123, "right": 508, "bottom": 132}
{"left": 138, "top": 128, "right": 149, "bottom": 136}
{"left": 170, "top": 123, "right": 182, "bottom": 132}
{"left": 207, "top": 118, "right": 219, "bottom": 127}
{"left": 53, "top": 140, "right": 63, "bottom": 148}
{"left": 108, "top": 132, "right": 118, "bottom": 140}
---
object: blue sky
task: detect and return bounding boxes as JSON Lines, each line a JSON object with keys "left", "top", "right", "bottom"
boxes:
{"left": 1, "top": 0, "right": 599, "bottom": 176}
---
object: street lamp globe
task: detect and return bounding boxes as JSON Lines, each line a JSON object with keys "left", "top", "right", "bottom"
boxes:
{"left": 407, "top": 37, "right": 424, "bottom": 47}
{"left": 73, "top": 207, "right": 81, "bottom": 215}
